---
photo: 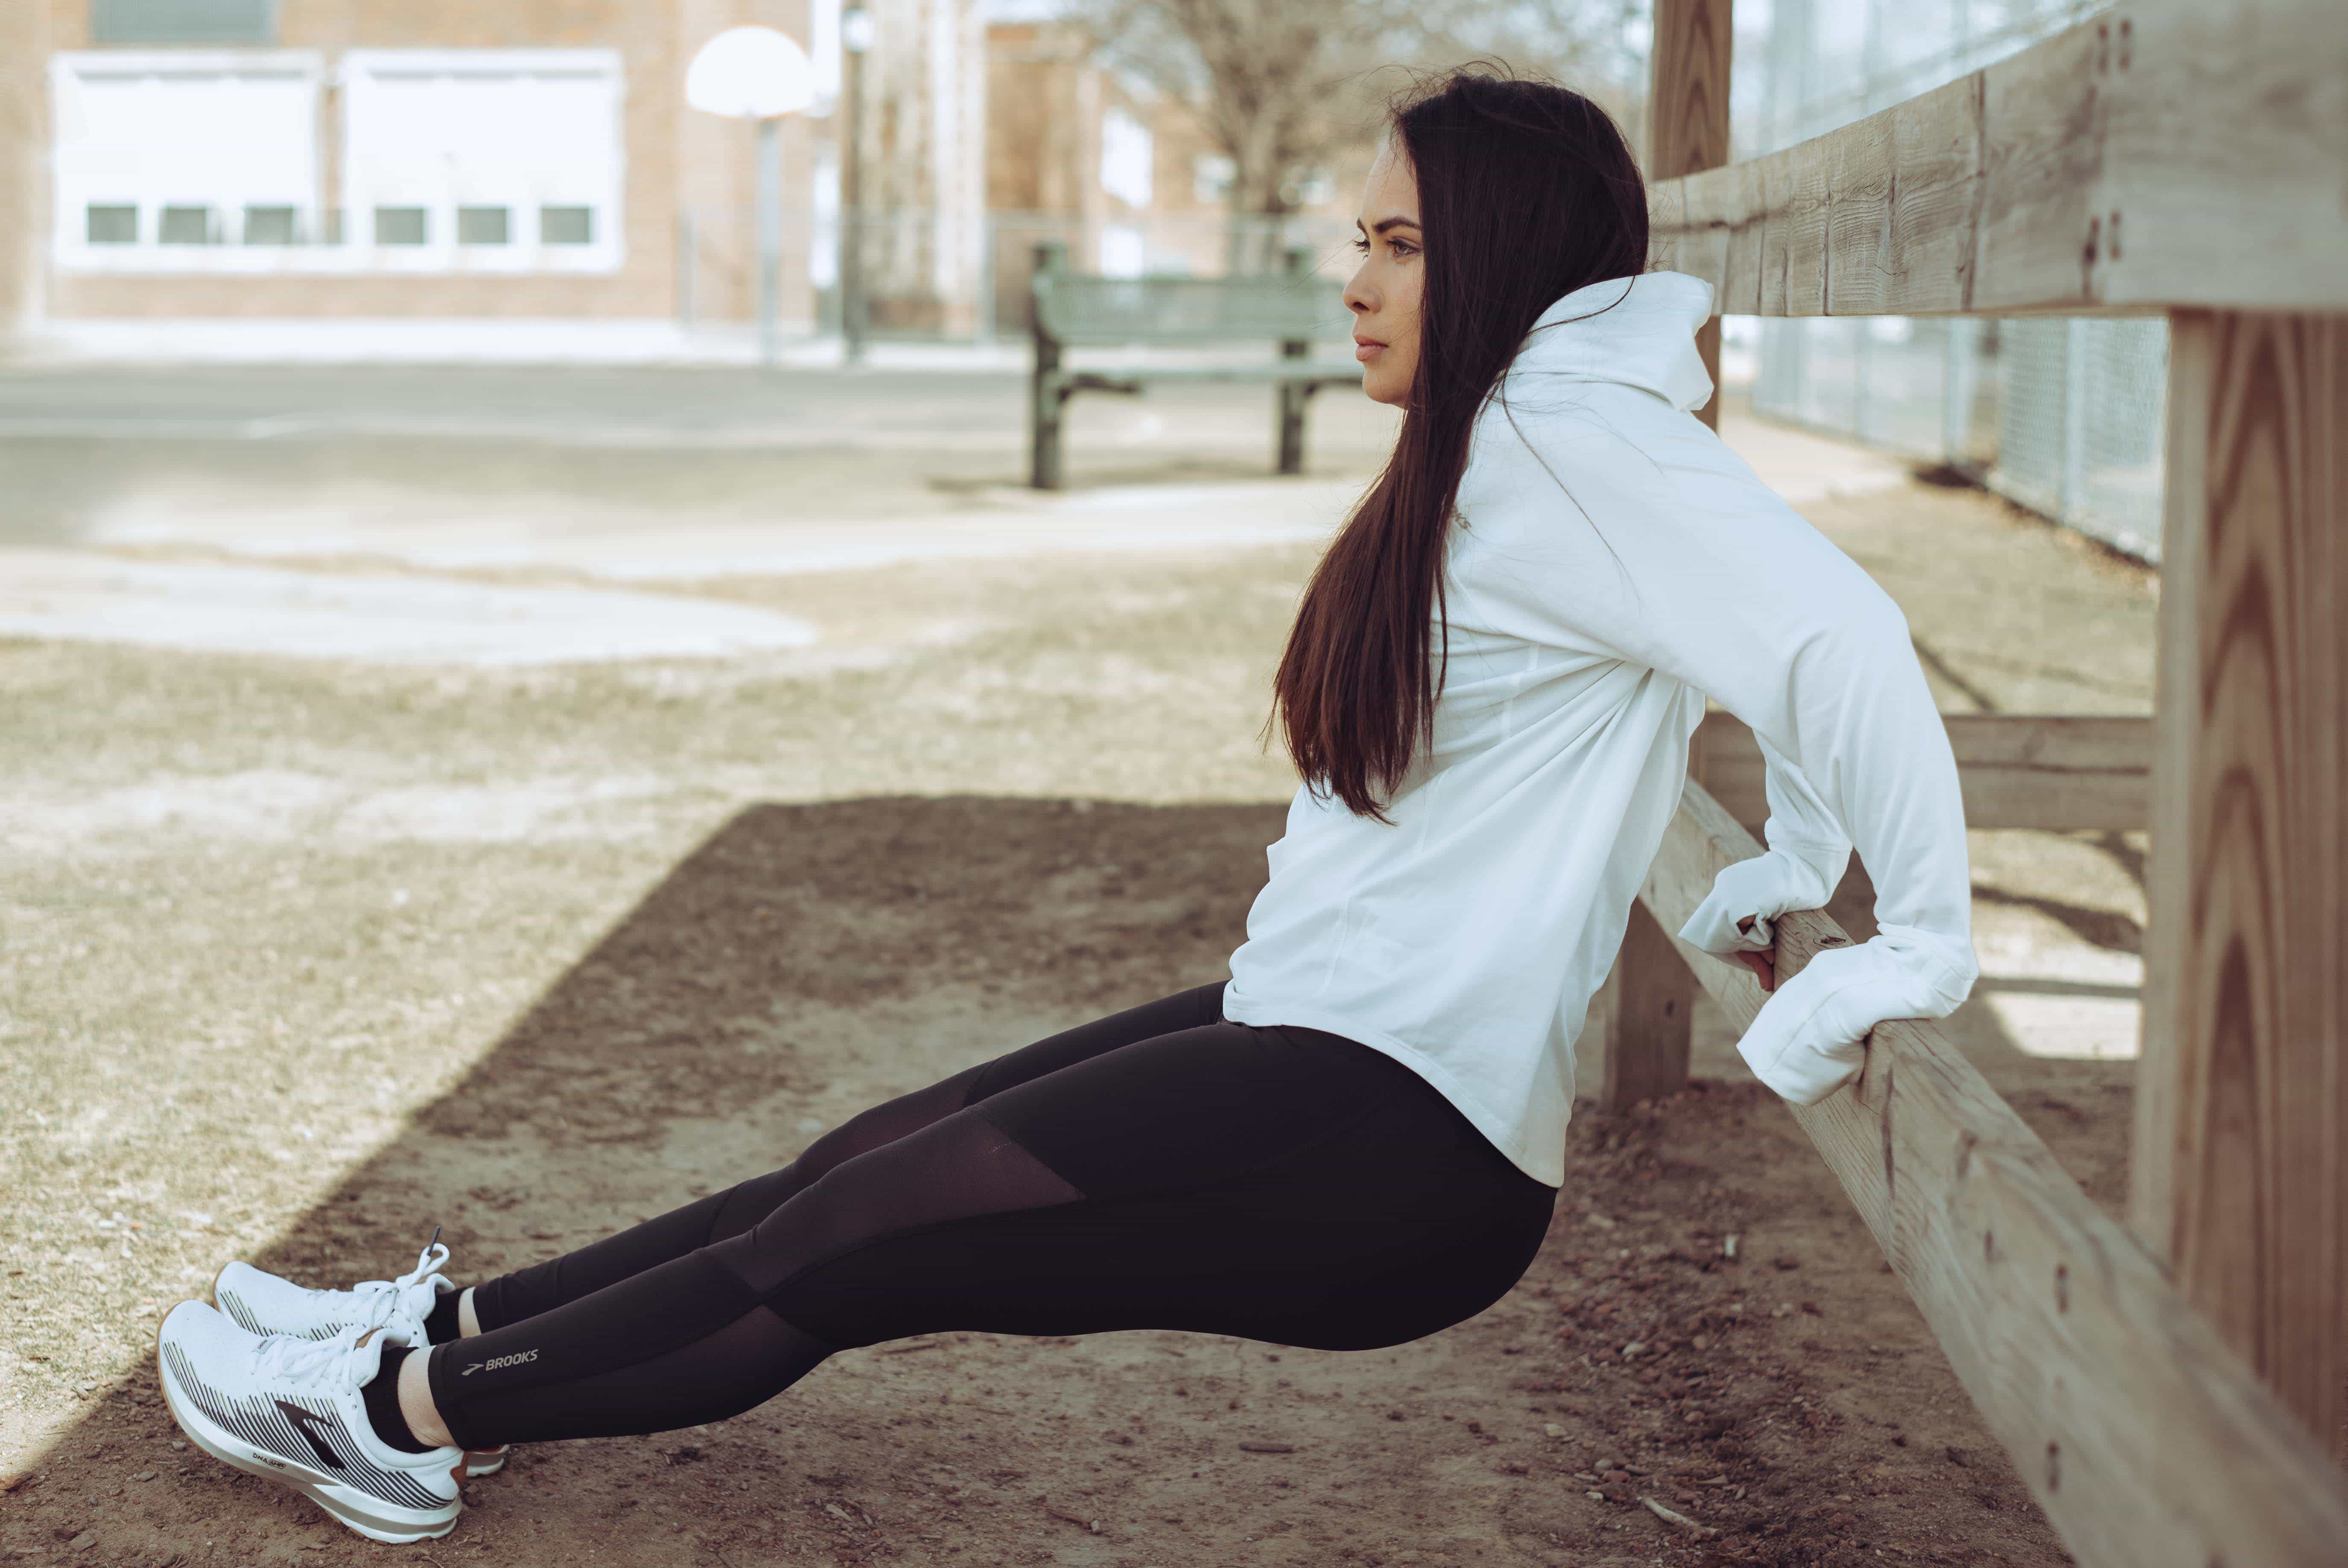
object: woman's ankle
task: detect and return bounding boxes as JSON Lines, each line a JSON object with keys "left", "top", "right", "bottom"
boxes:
{"left": 457, "top": 1285, "right": 481, "bottom": 1338}
{"left": 396, "top": 1344, "right": 457, "bottom": 1450}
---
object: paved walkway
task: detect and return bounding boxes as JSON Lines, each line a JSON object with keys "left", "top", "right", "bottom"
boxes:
{"left": 0, "top": 373, "right": 1906, "bottom": 663}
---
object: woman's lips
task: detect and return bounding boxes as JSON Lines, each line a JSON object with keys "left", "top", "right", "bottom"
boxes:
{"left": 1354, "top": 339, "right": 1386, "bottom": 361}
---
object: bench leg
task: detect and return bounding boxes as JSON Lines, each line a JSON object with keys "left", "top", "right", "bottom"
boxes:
{"left": 1276, "top": 381, "right": 1306, "bottom": 475}
{"left": 1598, "top": 897, "right": 1695, "bottom": 1113}
{"left": 1030, "top": 376, "right": 1063, "bottom": 490}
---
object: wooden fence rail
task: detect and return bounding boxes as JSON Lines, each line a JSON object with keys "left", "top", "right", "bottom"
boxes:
{"left": 1636, "top": 779, "right": 2348, "bottom": 1567}
{"left": 1626, "top": 0, "right": 2348, "bottom": 1558}
{"left": 1648, "top": 6, "right": 2348, "bottom": 318}
{"left": 1597, "top": 708, "right": 2152, "bottom": 1106}
{"left": 1692, "top": 710, "right": 2151, "bottom": 832}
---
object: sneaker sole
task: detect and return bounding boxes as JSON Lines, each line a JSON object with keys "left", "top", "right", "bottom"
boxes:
{"left": 155, "top": 1312, "right": 461, "bottom": 1545}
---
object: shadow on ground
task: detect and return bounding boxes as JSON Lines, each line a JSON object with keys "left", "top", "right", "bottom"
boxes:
{"left": 9, "top": 796, "right": 2097, "bottom": 1568}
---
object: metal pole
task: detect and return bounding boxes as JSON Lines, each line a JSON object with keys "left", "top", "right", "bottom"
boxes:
{"left": 756, "top": 116, "right": 781, "bottom": 368}
{"left": 841, "top": 16, "right": 869, "bottom": 366}
{"left": 1942, "top": 317, "right": 1979, "bottom": 467}
{"left": 976, "top": 211, "right": 996, "bottom": 346}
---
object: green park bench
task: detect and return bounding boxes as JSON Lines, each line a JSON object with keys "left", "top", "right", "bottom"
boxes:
{"left": 1026, "top": 239, "right": 1364, "bottom": 489}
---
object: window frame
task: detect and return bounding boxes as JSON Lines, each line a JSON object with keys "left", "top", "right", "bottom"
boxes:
{"left": 339, "top": 47, "right": 626, "bottom": 276}
{"left": 49, "top": 46, "right": 626, "bottom": 276}
{"left": 50, "top": 49, "right": 325, "bottom": 273}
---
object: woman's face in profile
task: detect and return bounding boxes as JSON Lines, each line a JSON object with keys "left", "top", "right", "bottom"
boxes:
{"left": 1344, "top": 143, "right": 1423, "bottom": 408}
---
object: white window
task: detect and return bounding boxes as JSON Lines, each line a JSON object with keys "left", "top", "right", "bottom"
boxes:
{"left": 1099, "top": 108, "right": 1153, "bottom": 210}
{"left": 51, "top": 50, "right": 324, "bottom": 271}
{"left": 1097, "top": 224, "right": 1146, "bottom": 279}
{"left": 47, "top": 47, "right": 623, "bottom": 275}
{"left": 341, "top": 50, "right": 625, "bottom": 274}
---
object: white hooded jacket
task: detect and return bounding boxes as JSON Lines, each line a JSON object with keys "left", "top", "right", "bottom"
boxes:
{"left": 1221, "top": 269, "right": 1980, "bottom": 1186}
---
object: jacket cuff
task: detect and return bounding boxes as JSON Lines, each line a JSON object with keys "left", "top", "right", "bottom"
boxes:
{"left": 1735, "top": 929, "right": 1977, "bottom": 1105}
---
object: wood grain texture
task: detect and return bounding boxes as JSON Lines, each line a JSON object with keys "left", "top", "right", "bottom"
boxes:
{"left": 1691, "top": 710, "right": 2151, "bottom": 831}
{"left": 1646, "top": 0, "right": 1732, "bottom": 182}
{"left": 1649, "top": 23, "right": 2101, "bottom": 318}
{"left": 2131, "top": 309, "right": 2348, "bottom": 1455}
{"left": 1642, "top": 778, "right": 2348, "bottom": 1565}
{"left": 2095, "top": 1, "right": 2348, "bottom": 313}
{"left": 1597, "top": 897, "right": 1696, "bottom": 1113}
{"left": 1650, "top": 3, "right": 2348, "bottom": 315}
{"left": 1597, "top": 0, "right": 1732, "bottom": 1110}
{"left": 1647, "top": 0, "right": 1732, "bottom": 424}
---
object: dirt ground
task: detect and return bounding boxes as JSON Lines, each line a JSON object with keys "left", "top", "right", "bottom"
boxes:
{"left": 0, "top": 376, "right": 2157, "bottom": 1567}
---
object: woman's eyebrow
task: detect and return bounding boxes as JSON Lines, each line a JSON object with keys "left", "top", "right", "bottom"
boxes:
{"left": 1368, "top": 217, "right": 1422, "bottom": 235}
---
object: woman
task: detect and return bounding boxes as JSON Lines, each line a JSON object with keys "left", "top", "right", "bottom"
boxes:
{"left": 155, "top": 69, "right": 1978, "bottom": 1545}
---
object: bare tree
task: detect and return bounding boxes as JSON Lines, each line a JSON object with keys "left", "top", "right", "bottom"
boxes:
{"left": 1071, "top": 0, "right": 1644, "bottom": 223}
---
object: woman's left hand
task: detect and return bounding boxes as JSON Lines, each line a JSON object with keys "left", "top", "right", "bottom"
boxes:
{"left": 1681, "top": 853, "right": 1826, "bottom": 994}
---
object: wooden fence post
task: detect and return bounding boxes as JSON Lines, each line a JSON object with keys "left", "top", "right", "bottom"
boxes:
{"left": 2131, "top": 309, "right": 2348, "bottom": 1457}
{"left": 1598, "top": 897, "right": 1696, "bottom": 1112}
{"left": 1647, "top": 0, "right": 1733, "bottom": 430}
{"left": 1597, "top": 1, "right": 1733, "bottom": 1110}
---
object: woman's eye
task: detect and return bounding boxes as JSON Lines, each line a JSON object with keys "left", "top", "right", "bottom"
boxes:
{"left": 1390, "top": 240, "right": 1418, "bottom": 259}
{"left": 1350, "top": 236, "right": 1370, "bottom": 254}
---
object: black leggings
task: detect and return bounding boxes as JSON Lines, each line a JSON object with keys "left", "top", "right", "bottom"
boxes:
{"left": 426, "top": 984, "right": 1558, "bottom": 1450}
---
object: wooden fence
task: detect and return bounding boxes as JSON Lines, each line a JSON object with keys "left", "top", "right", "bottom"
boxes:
{"left": 1607, "top": 3, "right": 2348, "bottom": 1564}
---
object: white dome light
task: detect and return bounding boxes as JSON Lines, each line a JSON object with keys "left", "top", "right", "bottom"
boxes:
{"left": 685, "top": 25, "right": 817, "bottom": 119}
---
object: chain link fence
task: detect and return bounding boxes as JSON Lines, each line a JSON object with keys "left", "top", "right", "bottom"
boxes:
{"left": 1989, "top": 318, "right": 2168, "bottom": 562}
{"left": 1739, "top": 0, "right": 2167, "bottom": 562}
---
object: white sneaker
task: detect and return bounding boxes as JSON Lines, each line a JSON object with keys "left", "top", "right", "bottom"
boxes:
{"left": 157, "top": 1302, "right": 462, "bottom": 1544}
{"left": 213, "top": 1238, "right": 509, "bottom": 1477}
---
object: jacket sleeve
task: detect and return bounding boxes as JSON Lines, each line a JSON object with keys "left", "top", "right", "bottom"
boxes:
{"left": 1458, "top": 408, "right": 1978, "bottom": 1105}
{"left": 1755, "top": 727, "right": 1855, "bottom": 899}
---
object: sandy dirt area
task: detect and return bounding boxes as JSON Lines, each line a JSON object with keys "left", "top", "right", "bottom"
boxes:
{"left": 0, "top": 375, "right": 2156, "bottom": 1568}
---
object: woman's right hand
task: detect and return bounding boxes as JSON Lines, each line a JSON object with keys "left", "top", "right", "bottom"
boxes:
{"left": 1729, "top": 916, "right": 1776, "bottom": 991}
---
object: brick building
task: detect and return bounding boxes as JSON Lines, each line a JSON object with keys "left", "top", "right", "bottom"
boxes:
{"left": 2, "top": 3, "right": 55, "bottom": 336}
{"left": 10, "top": 0, "right": 985, "bottom": 332}
{"left": 981, "top": 16, "right": 1368, "bottom": 327}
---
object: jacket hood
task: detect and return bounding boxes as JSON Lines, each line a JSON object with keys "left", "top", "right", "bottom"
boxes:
{"left": 1504, "top": 270, "right": 1717, "bottom": 414}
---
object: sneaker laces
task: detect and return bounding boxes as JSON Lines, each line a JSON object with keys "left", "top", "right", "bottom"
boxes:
{"left": 336, "top": 1236, "right": 452, "bottom": 1332}
{"left": 251, "top": 1323, "right": 378, "bottom": 1394}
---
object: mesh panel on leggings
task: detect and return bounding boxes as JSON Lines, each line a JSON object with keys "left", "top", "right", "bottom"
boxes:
{"left": 467, "top": 987, "right": 1224, "bottom": 1335}
{"left": 473, "top": 1064, "right": 994, "bottom": 1332}
{"left": 707, "top": 1109, "right": 1085, "bottom": 1297}
{"left": 425, "top": 986, "right": 1559, "bottom": 1454}
{"left": 436, "top": 1109, "right": 1087, "bottom": 1448}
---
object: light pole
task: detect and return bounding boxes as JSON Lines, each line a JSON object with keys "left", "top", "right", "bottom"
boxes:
{"left": 685, "top": 25, "right": 817, "bottom": 368}
{"left": 838, "top": 6, "right": 873, "bottom": 366}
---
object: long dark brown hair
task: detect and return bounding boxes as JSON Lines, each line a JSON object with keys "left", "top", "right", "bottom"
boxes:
{"left": 1270, "top": 70, "right": 1649, "bottom": 821}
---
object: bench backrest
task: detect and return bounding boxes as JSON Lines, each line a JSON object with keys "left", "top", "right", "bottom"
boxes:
{"left": 1032, "top": 271, "right": 1352, "bottom": 349}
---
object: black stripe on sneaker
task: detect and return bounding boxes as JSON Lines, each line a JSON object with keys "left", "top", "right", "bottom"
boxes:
{"left": 162, "top": 1343, "right": 443, "bottom": 1511}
